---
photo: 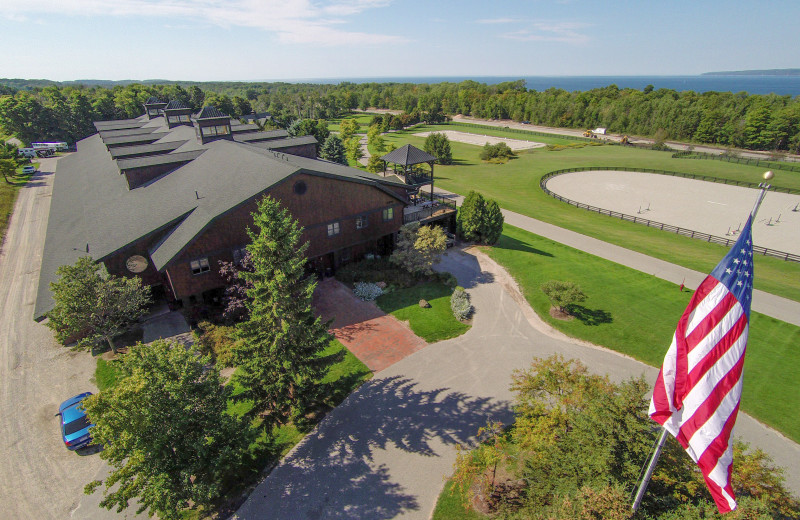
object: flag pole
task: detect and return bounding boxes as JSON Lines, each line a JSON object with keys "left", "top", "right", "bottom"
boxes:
{"left": 632, "top": 171, "right": 773, "bottom": 514}
{"left": 632, "top": 427, "right": 669, "bottom": 512}
{"left": 750, "top": 171, "right": 772, "bottom": 219}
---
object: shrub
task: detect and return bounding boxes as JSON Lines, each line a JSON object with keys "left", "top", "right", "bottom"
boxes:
{"left": 435, "top": 271, "right": 458, "bottom": 289}
{"left": 451, "top": 287, "right": 472, "bottom": 321}
{"left": 336, "top": 257, "right": 416, "bottom": 288}
{"left": 194, "top": 321, "right": 237, "bottom": 367}
{"left": 540, "top": 280, "right": 587, "bottom": 313}
{"left": 479, "top": 142, "right": 515, "bottom": 162}
{"left": 353, "top": 282, "right": 383, "bottom": 301}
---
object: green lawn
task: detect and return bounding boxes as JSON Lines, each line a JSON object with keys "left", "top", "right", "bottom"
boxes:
{"left": 376, "top": 127, "right": 800, "bottom": 302}
{"left": 376, "top": 281, "right": 470, "bottom": 342}
{"left": 326, "top": 112, "right": 376, "bottom": 134}
{"left": 93, "top": 357, "right": 123, "bottom": 392}
{"left": 431, "top": 480, "right": 485, "bottom": 520}
{"left": 486, "top": 225, "right": 800, "bottom": 443}
{"left": 0, "top": 162, "right": 37, "bottom": 243}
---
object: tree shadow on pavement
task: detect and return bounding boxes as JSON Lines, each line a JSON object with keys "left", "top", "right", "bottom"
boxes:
{"left": 234, "top": 375, "right": 511, "bottom": 520}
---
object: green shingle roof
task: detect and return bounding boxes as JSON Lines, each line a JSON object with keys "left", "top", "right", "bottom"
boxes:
{"left": 35, "top": 117, "right": 409, "bottom": 320}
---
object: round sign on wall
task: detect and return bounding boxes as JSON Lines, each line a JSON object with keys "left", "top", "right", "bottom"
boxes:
{"left": 125, "top": 255, "right": 149, "bottom": 273}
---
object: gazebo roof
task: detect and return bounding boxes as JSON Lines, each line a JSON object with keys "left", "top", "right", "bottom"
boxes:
{"left": 380, "top": 144, "right": 436, "bottom": 166}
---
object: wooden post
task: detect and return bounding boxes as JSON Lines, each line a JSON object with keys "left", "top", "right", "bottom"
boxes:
{"left": 430, "top": 161, "right": 434, "bottom": 200}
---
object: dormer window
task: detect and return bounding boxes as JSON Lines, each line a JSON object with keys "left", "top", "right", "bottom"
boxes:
{"left": 168, "top": 114, "right": 191, "bottom": 124}
{"left": 201, "top": 125, "right": 231, "bottom": 137}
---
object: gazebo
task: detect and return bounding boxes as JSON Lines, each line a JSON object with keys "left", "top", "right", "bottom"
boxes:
{"left": 380, "top": 144, "right": 437, "bottom": 199}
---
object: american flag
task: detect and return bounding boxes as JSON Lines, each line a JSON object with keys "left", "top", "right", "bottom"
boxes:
{"left": 649, "top": 216, "right": 755, "bottom": 513}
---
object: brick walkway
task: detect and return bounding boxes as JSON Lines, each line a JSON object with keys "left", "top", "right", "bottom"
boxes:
{"left": 313, "top": 278, "right": 427, "bottom": 372}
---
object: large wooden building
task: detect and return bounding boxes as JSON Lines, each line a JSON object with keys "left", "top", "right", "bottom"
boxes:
{"left": 34, "top": 100, "right": 417, "bottom": 320}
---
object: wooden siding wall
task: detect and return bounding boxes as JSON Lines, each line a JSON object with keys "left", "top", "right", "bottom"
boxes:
{"left": 270, "top": 143, "right": 317, "bottom": 159}
{"left": 102, "top": 230, "right": 171, "bottom": 289}
{"left": 164, "top": 172, "right": 407, "bottom": 300}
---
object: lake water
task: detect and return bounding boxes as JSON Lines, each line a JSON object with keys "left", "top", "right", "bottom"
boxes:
{"left": 292, "top": 75, "right": 800, "bottom": 96}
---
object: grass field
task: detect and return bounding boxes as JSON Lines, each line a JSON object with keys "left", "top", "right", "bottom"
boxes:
{"left": 0, "top": 162, "right": 37, "bottom": 244}
{"left": 376, "top": 281, "right": 470, "bottom": 342}
{"left": 326, "top": 112, "right": 376, "bottom": 135}
{"left": 486, "top": 225, "right": 800, "bottom": 443}
{"left": 374, "top": 126, "right": 800, "bottom": 302}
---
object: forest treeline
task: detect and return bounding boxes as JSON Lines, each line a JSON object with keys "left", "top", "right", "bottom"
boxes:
{"left": 1, "top": 78, "right": 799, "bottom": 153}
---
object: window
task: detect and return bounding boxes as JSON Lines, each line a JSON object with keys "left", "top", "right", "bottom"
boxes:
{"left": 190, "top": 257, "right": 210, "bottom": 275}
{"left": 356, "top": 215, "right": 368, "bottom": 229}
{"left": 232, "top": 247, "right": 247, "bottom": 264}
{"left": 201, "top": 125, "right": 231, "bottom": 137}
{"left": 168, "top": 114, "right": 190, "bottom": 124}
{"left": 382, "top": 207, "right": 394, "bottom": 221}
{"left": 327, "top": 222, "right": 340, "bottom": 237}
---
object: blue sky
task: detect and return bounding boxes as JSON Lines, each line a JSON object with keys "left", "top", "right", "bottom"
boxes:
{"left": 1, "top": 0, "right": 798, "bottom": 81}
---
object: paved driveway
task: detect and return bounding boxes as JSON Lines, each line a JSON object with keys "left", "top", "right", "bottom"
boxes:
{"left": 314, "top": 278, "right": 427, "bottom": 372}
{"left": 234, "top": 249, "right": 799, "bottom": 519}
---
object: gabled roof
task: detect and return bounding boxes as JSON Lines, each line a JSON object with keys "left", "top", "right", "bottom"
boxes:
{"left": 242, "top": 135, "right": 317, "bottom": 150}
{"left": 94, "top": 118, "right": 145, "bottom": 131}
{"left": 232, "top": 129, "right": 290, "bottom": 143}
{"left": 116, "top": 149, "right": 206, "bottom": 171}
{"left": 101, "top": 132, "right": 168, "bottom": 147}
{"left": 109, "top": 140, "right": 188, "bottom": 159}
{"left": 381, "top": 144, "right": 437, "bottom": 166}
{"left": 164, "top": 100, "right": 190, "bottom": 111}
{"left": 35, "top": 118, "right": 408, "bottom": 320}
{"left": 196, "top": 105, "right": 229, "bottom": 119}
{"left": 98, "top": 126, "right": 158, "bottom": 139}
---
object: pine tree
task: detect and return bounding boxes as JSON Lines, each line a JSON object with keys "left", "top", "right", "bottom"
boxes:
{"left": 233, "top": 196, "right": 332, "bottom": 428}
{"left": 320, "top": 135, "right": 348, "bottom": 165}
{"left": 456, "top": 191, "right": 486, "bottom": 242}
{"left": 481, "top": 199, "right": 504, "bottom": 245}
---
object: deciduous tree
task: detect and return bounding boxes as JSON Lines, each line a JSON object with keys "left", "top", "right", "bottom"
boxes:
{"left": 83, "top": 340, "right": 244, "bottom": 520}
{"left": 423, "top": 132, "right": 453, "bottom": 165}
{"left": 540, "top": 280, "right": 587, "bottom": 313}
{"left": 339, "top": 118, "right": 360, "bottom": 140}
{"left": 390, "top": 222, "right": 447, "bottom": 276}
{"left": 46, "top": 256, "right": 150, "bottom": 353}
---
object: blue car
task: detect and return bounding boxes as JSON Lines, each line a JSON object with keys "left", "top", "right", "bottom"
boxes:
{"left": 57, "top": 392, "right": 94, "bottom": 450}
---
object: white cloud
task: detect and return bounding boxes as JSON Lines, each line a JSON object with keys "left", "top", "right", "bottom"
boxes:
{"left": 502, "top": 21, "right": 591, "bottom": 44}
{"left": 1, "top": 0, "right": 405, "bottom": 45}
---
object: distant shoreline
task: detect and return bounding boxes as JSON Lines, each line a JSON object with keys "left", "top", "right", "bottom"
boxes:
{"left": 703, "top": 68, "right": 800, "bottom": 76}
{"left": 4, "top": 74, "right": 800, "bottom": 95}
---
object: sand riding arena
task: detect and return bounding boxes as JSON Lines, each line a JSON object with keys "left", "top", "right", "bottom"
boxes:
{"left": 413, "top": 130, "right": 546, "bottom": 150}
{"left": 544, "top": 170, "right": 800, "bottom": 257}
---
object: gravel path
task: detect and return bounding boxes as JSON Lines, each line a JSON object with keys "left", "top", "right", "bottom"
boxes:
{"left": 0, "top": 159, "right": 105, "bottom": 519}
